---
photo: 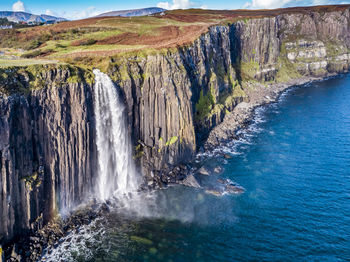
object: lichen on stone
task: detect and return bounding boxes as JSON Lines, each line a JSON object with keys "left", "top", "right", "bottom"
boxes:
{"left": 22, "top": 172, "right": 42, "bottom": 192}
{"left": 165, "top": 136, "right": 179, "bottom": 146}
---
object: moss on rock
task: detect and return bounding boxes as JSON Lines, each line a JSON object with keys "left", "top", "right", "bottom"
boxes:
{"left": 0, "top": 64, "right": 94, "bottom": 95}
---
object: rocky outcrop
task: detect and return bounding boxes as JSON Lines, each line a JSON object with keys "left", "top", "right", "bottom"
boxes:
{"left": 1, "top": 6, "right": 350, "bottom": 247}
{"left": 0, "top": 65, "right": 96, "bottom": 244}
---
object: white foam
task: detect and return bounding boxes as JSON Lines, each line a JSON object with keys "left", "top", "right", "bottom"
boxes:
{"left": 41, "top": 218, "right": 105, "bottom": 262}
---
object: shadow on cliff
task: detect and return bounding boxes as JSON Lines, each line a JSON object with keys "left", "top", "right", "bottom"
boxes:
{"left": 176, "top": 24, "right": 243, "bottom": 151}
{"left": 229, "top": 24, "right": 243, "bottom": 86}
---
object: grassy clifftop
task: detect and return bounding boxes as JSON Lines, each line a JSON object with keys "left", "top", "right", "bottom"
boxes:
{"left": 0, "top": 4, "right": 349, "bottom": 69}
{"left": 0, "top": 64, "right": 94, "bottom": 95}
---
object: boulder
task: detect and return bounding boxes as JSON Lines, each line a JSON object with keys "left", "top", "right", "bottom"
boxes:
{"left": 180, "top": 174, "right": 201, "bottom": 188}
{"left": 197, "top": 167, "right": 210, "bottom": 176}
{"left": 214, "top": 166, "right": 223, "bottom": 174}
{"left": 225, "top": 184, "right": 245, "bottom": 194}
{"left": 223, "top": 154, "right": 232, "bottom": 159}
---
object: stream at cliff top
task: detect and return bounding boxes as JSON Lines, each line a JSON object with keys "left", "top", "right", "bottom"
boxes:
{"left": 42, "top": 74, "right": 350, "bottom": 262}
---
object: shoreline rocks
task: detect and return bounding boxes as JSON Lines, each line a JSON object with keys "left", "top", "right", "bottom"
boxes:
{"left": 179, "top": 174, "right": 201, "bottom": 188}
{"left": 204, "top": 75, "right": 338, "bottom": 150}
{"left": 214, "top": 166, "right": 223, "bottom": 174}
{"left": 2, "top": 201, "right": 110, "bottom": 262}
{"left": 197, "top": 167, "right": 210, "bottom": 176}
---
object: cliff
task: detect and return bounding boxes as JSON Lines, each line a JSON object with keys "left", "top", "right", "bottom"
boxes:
{"left": 0, "top": 65, "right": 96, "bottom": 244}
{"left": 109, "top": 7, "right": 350, "bottom": 182}
{"left": 1, "top": 5, "right": 350, "bottom": 245}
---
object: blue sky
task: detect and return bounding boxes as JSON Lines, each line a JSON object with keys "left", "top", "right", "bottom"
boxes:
{"left": 0, "top": 0, "right": 349, "bottom": 19}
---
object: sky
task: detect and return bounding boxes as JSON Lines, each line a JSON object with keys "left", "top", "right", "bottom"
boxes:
{"left": 0, "top": 0, "right": 349, "bottom": 20}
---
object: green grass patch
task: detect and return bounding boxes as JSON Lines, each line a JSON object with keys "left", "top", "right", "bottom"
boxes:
{"left": 195, "top": 87, "right": 216, "bottom": 122}
{"left": 275, "top": 43, "right": 301, "bottom": 82}
{"left": 130, "top": 236, "right": 153, "bottom": 245}
{"left": 0, "top": 59, "right": 56, "bottom": 67}
{"left": 0, "top": 64, "right": 94, "bottom": 95}
{"left": 240, "top": 60, "right": 260, "bottom": 80}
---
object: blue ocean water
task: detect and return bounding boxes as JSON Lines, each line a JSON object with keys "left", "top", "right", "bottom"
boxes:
{"left": 43, "top": 75, "right": 350, "bottom": 262}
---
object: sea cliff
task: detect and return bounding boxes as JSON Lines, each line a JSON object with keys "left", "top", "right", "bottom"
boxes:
{"left": 1, "top": 5, "right": 350, "bottom": 246}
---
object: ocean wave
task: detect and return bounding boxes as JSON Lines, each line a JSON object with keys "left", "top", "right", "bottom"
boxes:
{"left": 41, "top": 218, "right": 106, "bottom": 262}
{"left": 197, "top": 105, "right": 269, "bottom": 160}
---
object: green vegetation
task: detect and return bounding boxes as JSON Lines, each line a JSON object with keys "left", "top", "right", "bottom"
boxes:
{"left": 232, "top": 82, "right": 246, "bottom": 98}
{"left": 324, "top": 41, "right": 349, "bottom": 58}
{"left": 240, "top": 60, "right": 260, "bottom": 80}
{"left": 157, "top": 135, "right": 180, "bottom": 152}
{"left": 195, "top": 75, "right": 247, "bottom": 124}
{"left": 130, "top": 236, "right": 153, "bottom": 245}
{"left": 195, "top": 88, "right": 216, "bottom": 122}
{"left": 0, "top": 14, "right": 205, "bottom": 65}
{"left": 275, "top": 43, "right": 301, "bottom": 82}
{"left": 0, "top": 64, "right": 94, "bottom": 95}
{"left": 220, "top": 81, "right": 247, "bottom": 109}
{"left": 21, "top": 49, "right": 53, "bottom": 58}
{"left": 66, "top": 65, "right": 95, "bottom": 85}
{"left": 22, "top": 172, "right": 42, "bottom": 191}
{"left": 95, "top": 16, "right": 185, "bottom": 35}
{"left": 149, "top": 247, "right": 158, "bottom": 255}
{"left": 242, "top": 18, "right": 250, "bottom": 24}
{"left": 165, "top": 136, "right": 179, "bottom": 146}
{"left": 72, "top": 38, "right": 97, "bottom": 46}
{"left": 275, "top": 56, "right": 300, "bottom": 82}
{"left": 310, "top": 67, "right": 328, "bottom": 76}
{"left": 0, "top": 58, "right": 55, "bottom": 67}
{"left": 133, "top": 144, "right": 144, "bottom": 159}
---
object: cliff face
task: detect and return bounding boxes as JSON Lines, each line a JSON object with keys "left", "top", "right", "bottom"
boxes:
{"left": 235, "top": 9, "right": 350, "bottom": 80}
{"left": 0, "top": 66, "right": 96, "bottom": 244}
{"left": 108, "top": 7, "right": 350, "bottom": 182}
{"left": 1, "top": 7, "right": 350, "bottom": 244}
{"left": 108, "top": 26, "right": 246, "bottom": 181}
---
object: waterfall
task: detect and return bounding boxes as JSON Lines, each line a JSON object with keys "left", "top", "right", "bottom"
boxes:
{"left": 93, "top": 69, "right": 140, "bottom": 201}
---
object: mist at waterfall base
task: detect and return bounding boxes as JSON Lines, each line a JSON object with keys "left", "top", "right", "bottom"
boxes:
{"left": 43, "top": 74, "right": 350, "bottom": 261}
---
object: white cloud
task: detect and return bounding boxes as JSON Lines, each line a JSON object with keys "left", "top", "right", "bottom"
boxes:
{"left": 64, "top": 6, "right": 101, "bottom": 20}
{"left": 157, "top": 0, "right": 194, "bottom": 10}
{"left": 243, "top": 0, "right": 295, "bottom": 9}
{"left": 45, "top": 9, "right": 54, "bottom": 16}
{"left": 12, "top": 1, "right": 26, "bottom": 12}
{"left": 312, "top": 0, "right": 350, "bottom": 4}
{"left": 243, "top": 0, "right": 350, "bottom": 9}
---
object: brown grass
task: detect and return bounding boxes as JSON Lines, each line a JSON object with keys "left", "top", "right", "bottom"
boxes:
{"left": 95, "top": 25, "right": 208, "bottom": 46}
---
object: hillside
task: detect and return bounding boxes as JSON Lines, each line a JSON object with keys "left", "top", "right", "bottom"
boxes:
{"left": 96, "top": 7, "right": 166, "bottom": 17}
{"left": 0, "top": 4, "right": 349, "bottom": 68}
{"left": 0, "top": 11, "right": 66, "bottom": 23}
{"left": 0, "top": 12, "right": 213, "bottom": 68}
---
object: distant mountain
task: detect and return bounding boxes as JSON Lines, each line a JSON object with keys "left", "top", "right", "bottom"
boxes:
{"left": 96, "top": 7, "right": 166, "bottom": 18}
{"left": 0, "top": 11, "right": 66, "bottom": 23}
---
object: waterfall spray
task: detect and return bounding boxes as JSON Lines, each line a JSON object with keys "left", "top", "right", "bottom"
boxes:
{"left": 93, "top": 69, "right": 140, "bottom": 201}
